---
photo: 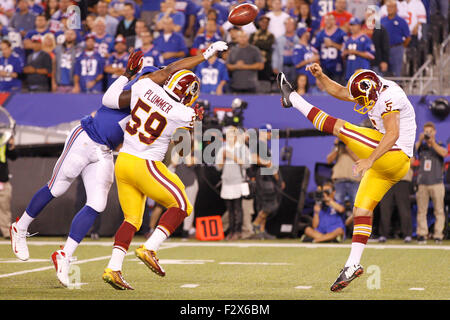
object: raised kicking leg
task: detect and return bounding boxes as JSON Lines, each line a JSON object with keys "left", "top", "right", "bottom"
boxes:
{"left": 277, "top": 72, "right": 395, "bottom": 291}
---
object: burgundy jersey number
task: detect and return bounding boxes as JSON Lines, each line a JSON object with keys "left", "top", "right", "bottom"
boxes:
{"left": 126, "top": 99, "right": 167, "bottom": 145}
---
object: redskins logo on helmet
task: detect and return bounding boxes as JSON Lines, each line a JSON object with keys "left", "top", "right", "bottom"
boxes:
{"left": 347, "top": 69, "right": 382, "bottom": 114}
{"left": 163, "top": 70, "right": 200, "bottom": 107}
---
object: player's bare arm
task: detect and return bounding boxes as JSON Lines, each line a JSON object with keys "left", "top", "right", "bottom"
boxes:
{"left": 104, "top": 42, "right": 229, "bottom": 110}
{"left": 354, "top": 111, "right": 400, "bottom": 177}
{"left": 307, "top": 63, "right": 353, "bottom": 102}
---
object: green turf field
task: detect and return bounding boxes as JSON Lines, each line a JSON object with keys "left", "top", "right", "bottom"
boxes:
{"left": 0, "top": 237, "right": 449, "bottom": 300}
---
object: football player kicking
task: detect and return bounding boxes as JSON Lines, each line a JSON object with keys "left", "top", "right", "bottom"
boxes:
{"left": 10, "top": 61, "right": 158, "bottom": 287}
{"left": 277, "top": 64, "right": 416, "bottom": 292}
{"left": 101, "top": 41, "right": 228, "bottom": 290}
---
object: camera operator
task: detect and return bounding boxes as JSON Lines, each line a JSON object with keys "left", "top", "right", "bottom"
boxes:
{"left": 326, "top": 138, "right": 360, "bottom": 221}
{"left": 414, "top": 122, "right": 448, "bottom": 244}
{"left": 302, "top": 181, "right": 346, "bottom": 243}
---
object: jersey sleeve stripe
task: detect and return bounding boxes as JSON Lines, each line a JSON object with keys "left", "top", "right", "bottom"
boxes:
{"left": 381, "top": 109, "right": 400, "bottom": 118}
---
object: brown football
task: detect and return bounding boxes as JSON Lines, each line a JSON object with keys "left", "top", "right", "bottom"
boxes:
{"left": 228, "top": 3, "right": 258, "bottom": 26}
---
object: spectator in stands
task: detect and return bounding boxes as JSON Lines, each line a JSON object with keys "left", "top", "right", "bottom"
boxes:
{"left": 378, "top": 166, "right": 414, "bottom": 243}
{"left": 176, "top": 0, "right": 201, "bottom": 38}
{"left": 23, "top": 35, "right": 52, "bottom": 92}
{"left": 53, "top": 29, "right": 81, "bottom": 93}
{"left": 44, "top": 0, "right": 59, "bottom": 21}
{"left": 326, "top": 138, "right": 360, "bottom": 217}
{"left": 156, "top": 0, "right": 185, "bottom": 33}
{"left": 92, "top": 17, "right": 114, "bottom": 59}
{"left": 347, "top": 0, "right": 378, "bottom": 21}
{"left": 0, "top": 39, "right": 23, "bottom": 92}
{"left": 73, "top": 34, "right": 105, "bottom": 93}
{"left": 96, "top": 0, "right": 119, "bottom": 37}
{"left": 272, "top": 17, "right": 299, "bottom": 84}
{"left": 415, "top": 122, "right": 447, "bottom": 244}
{"left": 310, "top": 0, "right": 334, "bottom": 23}
{"left": 0, "top": 137, "right": 16, "bottom": 239}
{"left": 216, "top": 126, "right": 251, "bottom": 240}
{"left": 48, "top": 0, "right": 71, "bottom": 33}
{"left": 250, "top": 15, "right": 275, "bottom": 82}
{"left": 115, "top": 3, "right": 137, "bottom": 39}
{"left": 191, "top": 19, "right": 222, "bottom": 56}
{"left": 254, "top": 0, "right": 269, "bottom": 22}
{"left": 0, "top": 0, "right": 15, "bottom": 27}
{"left": 292, "top": 28, "right": 319, "bottom": 87}
{"left": 266, "top": 0, "right": 290, "bottom": 39}
{"left": 132, "top": 20, "right": 147, "bottom": 50}
{"left": 23, "top": 14, "right": 49, "bottom": 51}
{"left": 362, "top": 7, "right": 390, "bottom": 76}
{"left": 226, "top": 30, "right": 264, "bottom": 93}
{"left": 342, "top": 17, "right": 375, "bottom": 81}
{"left": 9, "top": 0, "right": 36, "bottom": 38}
{"left": 320, "top": 0, "right": 353, "bottom": 33}
{"left": 104, "top": 35, "right": 129, "bottom": 87}
{"left": 137, "top": 30, "right": 163, "bottom": 68}
{"left": 195, "top": 0, "right": 227, "bottom": 32}
{"left": 295, "top": 1, "right": 320, "bottom": 36}
{"left": 153, "top": 16, "right": 188, "bottom": 65}
{"left": 108, "top": 0, "right": 140, "bottom": 19}
{"left": 312, "top": 13, "right": 347, "bottom": 83}
{"left": 381, "top": 0, "right": 411, "bottom": 77}
{"left": 195, "top": 54, "right": 229, "bottom": 94}
{"left": 294, "top": 73, "right": 309, "bottom": 95}
{"left": 301, "top": 181, "right": 346, "bottom": 243}
{"left": 140, "top": 0, "right": 164, "bottom": 30}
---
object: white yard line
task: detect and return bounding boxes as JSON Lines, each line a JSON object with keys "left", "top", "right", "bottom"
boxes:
{"left": 0, "top": 243, "right": 181, "bottom": 279}
{"left": 1, "top": 240, "right": 449, "bottom": 250}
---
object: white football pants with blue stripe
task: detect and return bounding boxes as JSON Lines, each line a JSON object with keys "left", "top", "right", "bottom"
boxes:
{"left": 47, "top": 124, "right": 114, "bottom": 213}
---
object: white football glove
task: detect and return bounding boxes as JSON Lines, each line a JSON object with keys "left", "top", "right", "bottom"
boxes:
{"left": 203, "top": 41, "right": 228, "bottom": 60}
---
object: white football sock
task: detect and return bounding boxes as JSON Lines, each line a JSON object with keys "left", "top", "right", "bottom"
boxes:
{"left": 289, "top": 92, "right": 314, "bottom": 117}
{"left": 144, "top": 227, "right": 168, "bottom": 252}
{"left": 345, "top": 242, "right": 366, "bottom": 267}
{"left": 107, "top": 247, "right": 126, "bottom": 271}
{"left": 63, "top": 237, "right": 79, "bottom": 257}
{"left": 16, "top": 212, "right": 34, "bottom": 231}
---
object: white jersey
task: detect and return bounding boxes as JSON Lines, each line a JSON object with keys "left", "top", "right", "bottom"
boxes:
{"left": 120, "top": 78, "right": 196, "bottom": 161}
{"left": 367, "top": 77, "right": 416, "bottom": 157}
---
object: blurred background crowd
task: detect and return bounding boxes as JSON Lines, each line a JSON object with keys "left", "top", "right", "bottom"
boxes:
{"left": 0, "top": 0, "right": 448, "bottom": 94}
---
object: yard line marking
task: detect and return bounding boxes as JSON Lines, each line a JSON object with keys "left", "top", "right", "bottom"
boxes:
{"left": 1, "top": 240, "right": 449, "bottom": 250}
{"left": 219, "top": 262, "right": 291, "bottom": 266}
{"left": 180, "top": 284, "right": 199, "bottom": 288}
{"left": 0, "top": 258, "right": 49, "bottom": 263}
{"left": 295, "top": 285, "right": 312, "bottom": 290}
{"left": 0, "top": 243, "right": 182, "bottom": 279}
{"left": 132, "top": 258, "right": 214, "bottom": 265}
{"left": 409, "top": 288, "right": 425, "bottom": 291}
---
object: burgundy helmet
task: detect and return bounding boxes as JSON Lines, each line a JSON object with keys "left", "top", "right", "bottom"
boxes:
{"left": 163, "top": 70, "right": 200, "bottom": 107}
{"left": 347, "top": 69, "right": 382, "bottom": 114}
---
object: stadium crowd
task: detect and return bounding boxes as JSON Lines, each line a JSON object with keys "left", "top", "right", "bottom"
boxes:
{"left": 0, "top": 0, "right": 447, "bottom": 94}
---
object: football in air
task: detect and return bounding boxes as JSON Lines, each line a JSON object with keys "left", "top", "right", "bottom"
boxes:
{"left": 228, "top": 3, "right": 259, "bottom": 26}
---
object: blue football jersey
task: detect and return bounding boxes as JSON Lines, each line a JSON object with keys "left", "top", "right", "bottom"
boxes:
{"left": 138, "top": 46, "right": 163, "bottom": 69}
{"left": 195, "top": 58, "right": 229, "bottom": 94}
{"left": 94, "top": 34, "right": 114, "bottom": 58}
{"left": 0, "top": 53, "right": 23, "bottom": 92}
{"left": 81, "top": 67, "right": 158, "bottom": 150}
{"left": 310, "top": 0, "right": 334, "bottom": 21}
{"left": 81, "top": 106, "right": 130, "bottom": 151}
{"left": 312, "top": 28, "right": 347, "bottom": 76}
{"left": 292, "top": 44, "right": 318, "bottom": 85}
{"left": 343, "top": 35, "right": 375, "bottom": 80}
{"left": 74, "top": 52, "right": 105, "bottom": 93}
{"left": 106, "top": 52, "right": 129, "bottom": 86}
